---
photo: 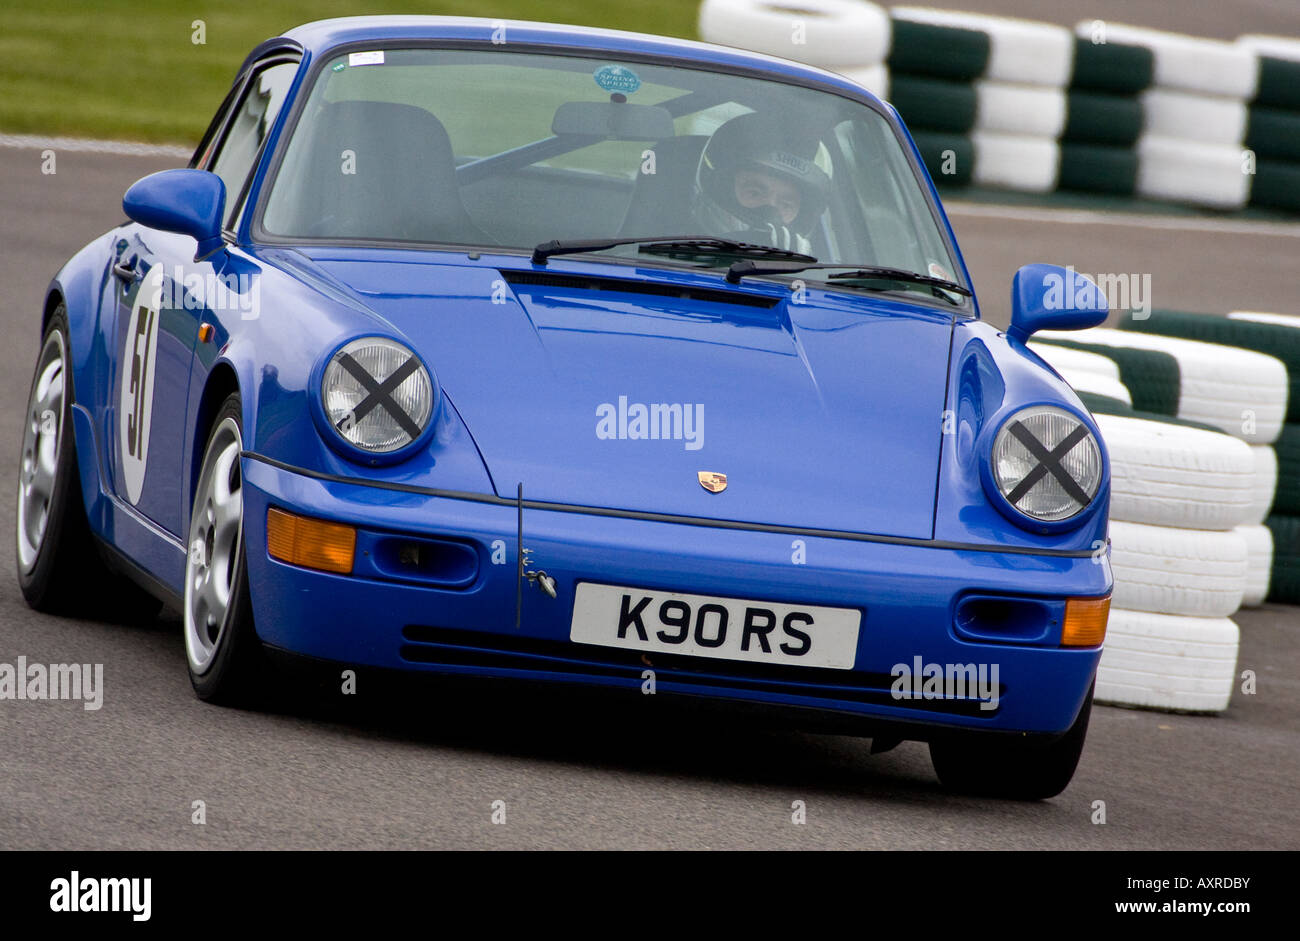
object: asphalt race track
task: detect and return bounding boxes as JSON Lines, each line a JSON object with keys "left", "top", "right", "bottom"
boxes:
{"left": 1, "top": 138, "right": 1298, "bottom": 850}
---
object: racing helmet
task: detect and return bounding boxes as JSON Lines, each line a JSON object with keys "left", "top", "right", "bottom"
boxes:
{"left": 693, "top": 112, "right": 832, "bottom": 238}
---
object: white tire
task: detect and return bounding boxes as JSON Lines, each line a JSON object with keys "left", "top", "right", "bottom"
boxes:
{"left": 1237, "top": 34, "right": 1300, "bottom": 64}
{"left": 1028, "top": 342, "right": 1121, "bottom": 381}
{"left": 1109, "top": 520, "right": 1247, "bottom": 617}
{"left": 1229, "top": 310, "right": 1300, "bottom": 328}
{"left": 836, "top": 63, "right": 889, "bottom": 98}
{"left": 971, "top": 132, "right": 1060, "bottom": 192}
{"left": 1095, "top": 609, "right": 1239, "bottom": 713}
{"left": 1060, "top": 368, "right": 1131, "bottom": 404}
{"left": 699, "top": 0, "right": 892, "bottom": 67}
{"left": 1139, "top": 88, "right": 1248, "bottom": 147}
{"left": 895, "top": 8, "right": 1074, "bottom": 86}
{"left": 1079, "top": 22, "right": 1259, "bottom": 98}
{"left": 1096, "top": 415, "right": 1255, "bottom": 531}
{"left": 1236, "top": 523, "right": 1274, "bottom": 607}
{"left": 1247, "top": 445, "right": 1278, "bottom": 525}
{"left": 974, "top": 82, "right": 1067, "bottom": 137}
{"left": 1036, "top": 327, "right": 1289, "bottom": 444}
{"left": 1136, "top": 135, "right": 1251, "bottom": 210}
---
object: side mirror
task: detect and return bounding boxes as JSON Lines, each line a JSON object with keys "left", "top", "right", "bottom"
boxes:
{"left": 1007, "top": 263, "right": 1109, "bottom": 344}
{"left": 123, "top": 169, "right": 226, "bottom": 260}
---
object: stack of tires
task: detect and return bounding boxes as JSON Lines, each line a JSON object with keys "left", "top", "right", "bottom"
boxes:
{"left": 1238, "top": 36, "right": 1300, "bottom": 213}
{"left": 1086, "top": 24, "right": 1259, "bottom": 210}
{"left": 1027, "top": 337, "right": 1284, "bottom": 713}
{"left": 697, "top": 0, "right": 892, "bottom": 96}
{"left": 1056, "top": 26, "right": 1153, "bottom": 197}
{"left": 697, "top": 2, "right": 1300, "bottom": 213}
{"left": 1116, "top": 309, "right": 1300, "bottom": 605}
{"left": 885, "top": 8, "right": 1073, "bottom": 193}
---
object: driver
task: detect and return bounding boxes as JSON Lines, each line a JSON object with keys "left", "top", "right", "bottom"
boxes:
{"left": 692, "top": 112, "right": 831, "bottom": 255}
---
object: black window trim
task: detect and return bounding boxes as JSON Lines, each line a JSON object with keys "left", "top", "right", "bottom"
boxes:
{"left": 189, "top": 42, "right": 304, "bottom": 241}
{"left": 221, "top": 56, "right": 306, "bottom": 237}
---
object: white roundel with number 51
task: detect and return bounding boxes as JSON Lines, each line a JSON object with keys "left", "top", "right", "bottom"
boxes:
{"left": 118, "top": 263, "right": 164, "bottom": 505}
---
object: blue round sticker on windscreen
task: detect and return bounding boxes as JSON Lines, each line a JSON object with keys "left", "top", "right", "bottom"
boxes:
{"left": 594, "top": 65, "right": 641, "bottom": 94}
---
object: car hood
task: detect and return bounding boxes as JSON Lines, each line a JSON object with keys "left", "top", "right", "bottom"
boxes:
{"left": 306, "top": 254, "right": 956, "bottom": 539}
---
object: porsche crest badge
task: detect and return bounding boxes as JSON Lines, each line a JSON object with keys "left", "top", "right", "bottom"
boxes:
{"left": 697, "top": 471, "right": 728, "bottom": 493}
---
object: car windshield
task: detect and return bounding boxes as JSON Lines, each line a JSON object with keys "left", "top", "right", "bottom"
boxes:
{"left": 260, "top": 46, "right": 962, "bottom": 289}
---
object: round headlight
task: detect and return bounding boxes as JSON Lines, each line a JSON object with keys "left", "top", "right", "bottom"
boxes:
{"left": 322, "top": 337, "right": 433, "bottom": 453}
{"left": 991, "top": 406, "right": 1101, "bottom": 522}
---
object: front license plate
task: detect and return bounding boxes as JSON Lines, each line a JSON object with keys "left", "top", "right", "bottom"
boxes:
{"left": 570, "top": 583, "right": 861, "bottom": 670}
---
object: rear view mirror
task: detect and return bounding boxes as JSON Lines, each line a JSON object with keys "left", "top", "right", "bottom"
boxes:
{"left": 551, "top": 101, "right": 674, "bottom": 141}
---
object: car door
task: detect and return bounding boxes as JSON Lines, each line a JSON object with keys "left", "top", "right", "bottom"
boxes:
{"left": 108, "top": 56, "right": 298, "bottom": 536}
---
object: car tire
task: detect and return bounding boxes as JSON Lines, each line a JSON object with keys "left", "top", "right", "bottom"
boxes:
{"left": 1247, "top": 444, "right": 1278, "bottom": 525}
{"left": 1264, "top": 513, "right": 1300, "bottom": 604}
{"left": 894, "top": 8, "right": 1074, "bottom": 86}
{"left": 1139, "top": 88, "right": 1248, "bottom": 146}
{"left": 1059, "top": 368, "right": 1133, "bottom": 404}
{"left": 1119, "top": 309, "right": 1300, "bottom": 424}
{"left": 971, "top": 131, "right": 1061, "bottom": 192}
{"left": 1038, "top": 327, "right": 1289, "bottom": 443}
{"left": 16, "top": 304, "right": 162, "bottom": 622}
{"left": 1237, "top": 523, "right": 1273, "bottom": 607}
{"left": 974, "top": 81, "right": 1067, "bottom": 137}
{"left": 699, "top": 0, "right": 893, "bottom": 68}
{"left": 1095, "top": 609, "right": 1239, "bottom": 713}
{"left": 185, "top": 393, "right": 267, "bottom": 704}
{"left": 1269, "top": 424, "right": 1300, "bottom": 515}
{"left": 1109, "top": 520, "right": 1248, "bottom": 617}
{"left": 1028, "top": 341, "right": 1122, "bottom": 381}
{"left": 1095, "top": 414, "right": 1255, "bottom": 531}
{"left": 835, "top": 63, "right": 889, "bottom": 98}
{"left": 1089, "top": 23, "right": 1258, "bottom": 99}
{"left": 928, "top": 683, "right": 1093, "bottom": 800}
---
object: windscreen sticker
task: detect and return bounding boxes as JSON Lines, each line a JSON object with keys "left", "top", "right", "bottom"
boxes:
{"left": 928, "top": 261, "right": 953, "bottom": 282}
{"left": 594, "top": 64, "right": 641, "bottom": 95}
{"left": 348, "top": 50, "right": 385, "bottom": 67}
{"left": 118, "top": 263, "right": 164, "bottom": 505}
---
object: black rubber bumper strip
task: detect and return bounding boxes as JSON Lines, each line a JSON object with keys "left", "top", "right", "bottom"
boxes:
{"left": 240, "top": 450, "right": 1100, "bottom": 558}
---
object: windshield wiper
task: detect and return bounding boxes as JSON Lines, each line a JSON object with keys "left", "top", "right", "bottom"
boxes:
{"left": 531, "top": 235, "right": 816, "bottom": 265}
{"left": 725, "top": 259, "right": 972, "bottom": 300}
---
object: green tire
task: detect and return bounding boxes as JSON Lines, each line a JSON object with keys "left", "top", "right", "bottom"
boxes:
{"left": 1034, "top": 337, "right": 1180, "bottom": 417}
{"left": 1264, "top": 514, "right": 1300, "bottom": 604}
{"left": 1058, "top": 143, "right": 1138, "bottom": 195}
{"left": 1120, "top": 309, "right": 1300, "bottom": 422}
{"left": 1070, "top": 37, "right": 1155, "bottom": 94}
{"left": 1064, "top": 91, "right": 1143, "bottom": 146}
{"left": 910, "top": 131, "right": 974, "bottom": 186}
{"left": 890, "top": 74, "right": 977, "bottom": 134}
{"left": 888, "top": 20, "right": 990, "bottom": 82}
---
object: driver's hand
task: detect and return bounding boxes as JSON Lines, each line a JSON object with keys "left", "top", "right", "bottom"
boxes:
{"left": 745, "top": 223, "right": 811, "bottom": 255}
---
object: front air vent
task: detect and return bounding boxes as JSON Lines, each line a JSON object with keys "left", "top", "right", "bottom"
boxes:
{"left": 501, "top": 270, "right": 779, "bottom": 309}
{"left": 399, "top": 625, "right": 1001, "bottom": 717}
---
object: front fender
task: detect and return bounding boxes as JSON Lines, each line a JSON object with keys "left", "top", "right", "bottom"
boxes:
{"left": 181, "top": 246, "right": 497, "bottom": 534}
{"left": 933, "top": 319, "right": 1112, "bottom": 567}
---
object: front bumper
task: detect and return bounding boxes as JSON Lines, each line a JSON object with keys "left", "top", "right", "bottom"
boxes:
{"left": 241, "top": 456, "right": 1110, "bottom": 737}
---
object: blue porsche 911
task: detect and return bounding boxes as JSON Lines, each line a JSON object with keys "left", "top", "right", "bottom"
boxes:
{"left": 17, "top": 16, "right": 1114, "bottom": 798}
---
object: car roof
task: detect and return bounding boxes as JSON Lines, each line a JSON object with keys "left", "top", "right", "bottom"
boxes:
{"left": 274, "top": 15, "right": 884, "bottom": 107}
